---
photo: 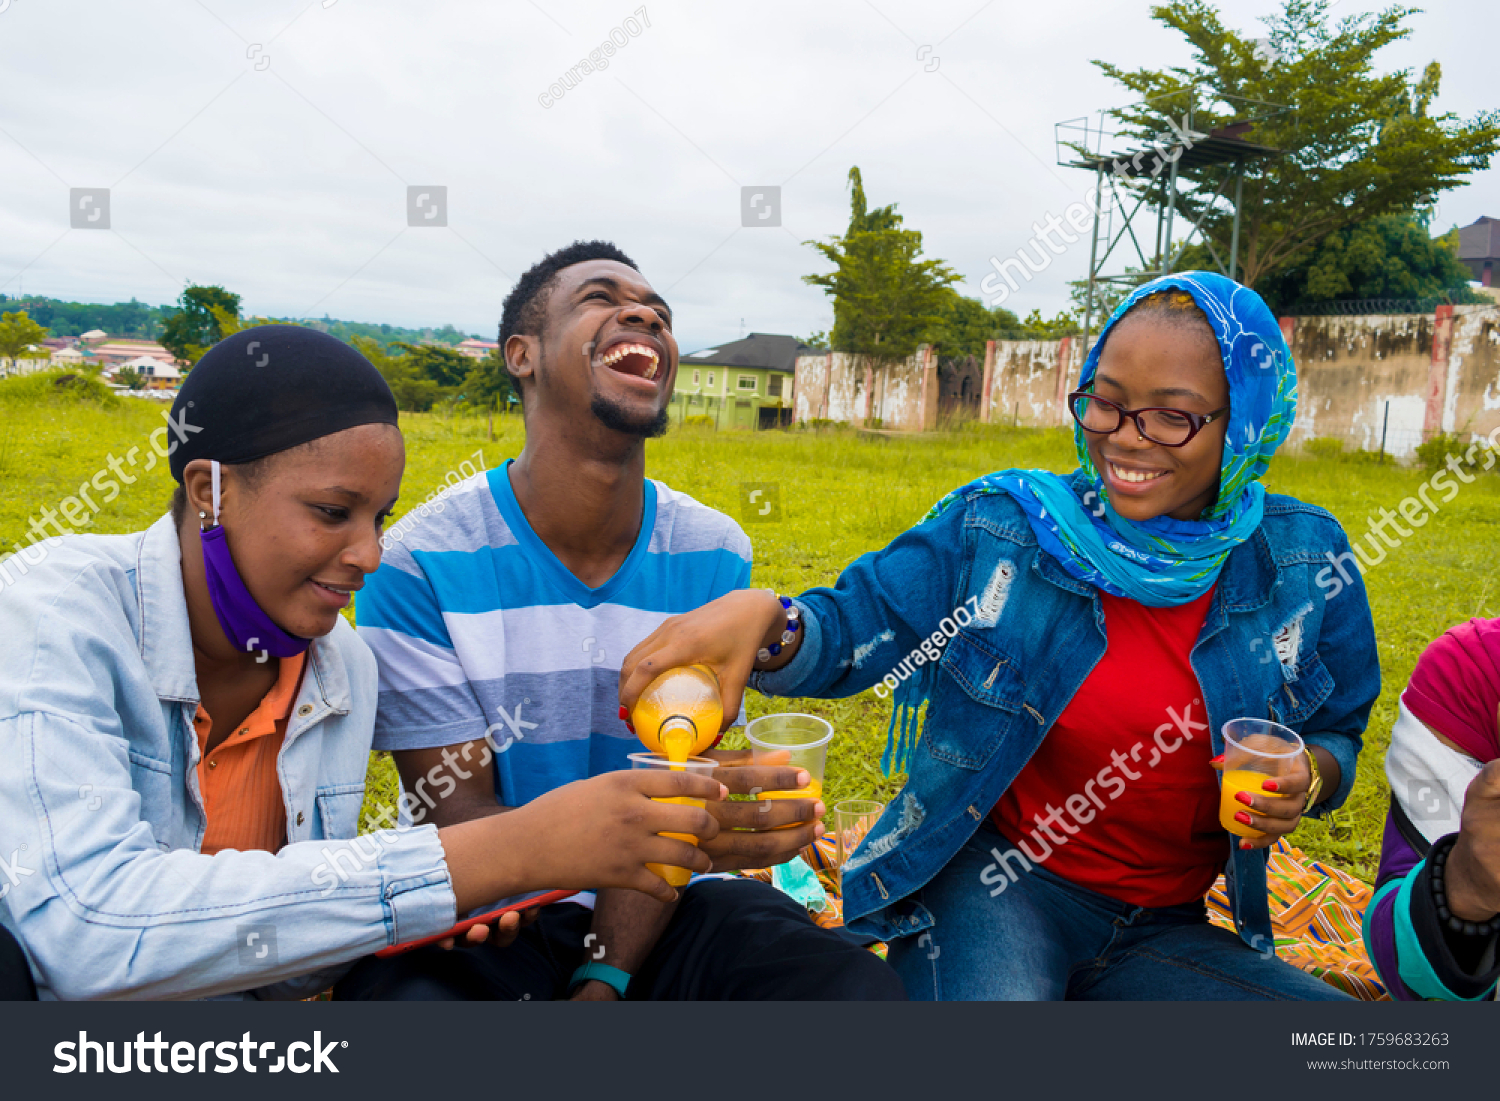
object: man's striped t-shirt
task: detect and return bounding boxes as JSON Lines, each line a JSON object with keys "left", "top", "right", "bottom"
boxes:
{"left": 356, "top": 462, "right": 752, "bottom": 808}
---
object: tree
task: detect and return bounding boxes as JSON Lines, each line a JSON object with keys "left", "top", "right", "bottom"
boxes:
{"left": 1250, "top": 213, "right": 1484, "bottom": 310}
{"left": 391, "top": 342, "right": 473, "bottom": 389}
{"left": 350, "top": 336, "right": 443, "bottom": 412}
{"left": 114, "top": 366, "right": 145, "bottom": 390}
{"left": 923, "top": 291, "right": 1021, "bottom": 357}
{"left": 1094, "top": 0, "right": 1500, "bottom": 289}
{"left": 0, "top": 311, "right": 50, "bottom": 376}
{"left": 160, "top": 285, "right": 241, "bottom": 364}
{"left": 461, "top": 349, "right": 517, "bottom": 412}
{"left": 804, "top": 167, "right": 960, "bottom": 362}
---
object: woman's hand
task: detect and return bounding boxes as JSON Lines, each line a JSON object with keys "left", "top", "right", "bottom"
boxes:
{"left": 1212, "top": 752, "right": 1311, "bottom": 852}
{"left": 619, "top": 589, "right": 790, "bottom": 731}
{"left": 437, "top": 905, "right": 541, "bottom": 951}
{"left": 499, "top": 770, "right": 726, "bottom": 904}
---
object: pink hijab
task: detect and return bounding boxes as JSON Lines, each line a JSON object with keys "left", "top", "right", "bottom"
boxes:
{"left": 1403, "top": 617, "right": 1500, "bottom": 763}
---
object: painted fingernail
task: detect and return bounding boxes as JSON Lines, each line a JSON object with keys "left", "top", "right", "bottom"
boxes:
{"left": 1209, "top": 754, "right": 1224, "bottom": 765}
{"left": 1240, "top": 839, "right": 1253, "bottom": 850}
{"left": 1234, "top": 791, "right": 1253, "bottom": 806}
{"left": 618, "top": 705, "right": 628, "bottom": 720}
{"left": 1262, "top": 779, "right": 1279, "bottom": 792}
{"left": 625, "top": 721, "right": 635, "bottom": 733}
{"left": 1235, "top": 811, "right": 1253, "bottom": 826}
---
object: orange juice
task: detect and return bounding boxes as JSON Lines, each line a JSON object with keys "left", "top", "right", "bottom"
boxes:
{"left": 756, "top": 776, "right": 824, "bottom": 802}
{"left": 633, "top": 664, "right": 723, "bottom": 761}
{"left": 646, "top": 794, "right": 704, "bottom": 886}
{"left": 1219, "top": 769, "right": 1289, "bottom": 837}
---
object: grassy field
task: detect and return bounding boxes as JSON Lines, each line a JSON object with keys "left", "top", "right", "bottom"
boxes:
{"left": 5, "top": 371, "right": 1498, "bottom": 881}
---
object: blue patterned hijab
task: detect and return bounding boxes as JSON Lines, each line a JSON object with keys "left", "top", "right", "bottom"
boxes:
{"left": 882, "top": 272, "right": 1297, "bottom": 774}
{"left": 928, "top": 271, "right": 1297, "bottom": 607}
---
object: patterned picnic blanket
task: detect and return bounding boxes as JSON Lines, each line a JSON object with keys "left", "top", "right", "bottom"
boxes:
{"left": 743, "top": 835, "right": 1387, "bottom": 999}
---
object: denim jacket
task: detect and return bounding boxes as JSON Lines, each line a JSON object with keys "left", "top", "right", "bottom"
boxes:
{"left": 0, "top": 516, "right": 456, "bottom": 1000}
{"left": 753, "top": 475, "right": 1379, "bottom": 952}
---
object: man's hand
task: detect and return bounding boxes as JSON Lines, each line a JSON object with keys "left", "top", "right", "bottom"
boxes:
{"left": 700, "top": 747, "right": 825, "bottom": 871}
{"left": 1444, "top": 760, "right": 1500, "bottom": 922}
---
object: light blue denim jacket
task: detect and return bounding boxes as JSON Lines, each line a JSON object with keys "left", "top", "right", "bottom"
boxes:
{"left": 0, "top": 516, "right": 457, "bottom": 1000}
{"left": 752, "top": 475, "right": 1379, "bottom": 953}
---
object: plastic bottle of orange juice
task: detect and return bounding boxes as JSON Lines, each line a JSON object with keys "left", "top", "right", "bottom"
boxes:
{"left": 632, "top": 664, "right": 723, "bottom": 762}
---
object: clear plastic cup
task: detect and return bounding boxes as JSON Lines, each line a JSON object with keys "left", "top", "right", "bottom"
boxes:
{"left": 745, "top": 713, "right": 834, "bottom": 803}
{"left": 1219, "top": 718, "right": 1304, "bottom": 838}
{"left": 833, "top": 799, "right": 885, "bottom": 893}
{"left": 628, "top": 752, "right": 719, "bottom": 887}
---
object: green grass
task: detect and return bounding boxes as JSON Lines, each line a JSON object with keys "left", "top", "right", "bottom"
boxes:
{"left": 7, "top": 372, "right": 1498, "bottom": 882}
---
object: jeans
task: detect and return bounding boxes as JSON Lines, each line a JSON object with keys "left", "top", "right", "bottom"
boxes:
{"left": 887, "top": 823, "right": 1349, "bottom": 1001}
{"left": 334, "top": 878, "right": 905, "bottom": 1001}
{"left": 0, "top": 924, "right": 36, "bottom": 1001}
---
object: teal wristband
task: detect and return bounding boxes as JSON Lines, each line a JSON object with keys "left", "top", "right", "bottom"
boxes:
{"left": 569, "top": 961, "right": 631, "bottom": 999}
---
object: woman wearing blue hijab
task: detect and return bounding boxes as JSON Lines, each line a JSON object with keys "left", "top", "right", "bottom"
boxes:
{"left": 622, "top": 272, "right": 1380, "bottom": 999}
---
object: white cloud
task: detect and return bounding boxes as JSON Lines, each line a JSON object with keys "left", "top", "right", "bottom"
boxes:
{"left": 0, "top": 0, "right": 1493, "bottom": 352}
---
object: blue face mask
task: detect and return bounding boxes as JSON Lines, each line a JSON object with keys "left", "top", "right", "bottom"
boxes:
{"left": 199, "top": 460, "right": 310, "bottom": 659}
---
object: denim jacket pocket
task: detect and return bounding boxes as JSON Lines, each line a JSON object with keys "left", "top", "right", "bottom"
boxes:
{"left": 926, "top": 629, "right": 1029, "bottom": 770}
{"left": 315, "top": 783, "right": 367, "bottom": 840}
{"left": 1265, "top": 651, "right": 1335, "bottom": 728}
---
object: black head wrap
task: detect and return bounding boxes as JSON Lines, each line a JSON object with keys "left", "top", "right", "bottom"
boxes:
{"left": 167, "top": 325, "right": 399, "bottom": 484}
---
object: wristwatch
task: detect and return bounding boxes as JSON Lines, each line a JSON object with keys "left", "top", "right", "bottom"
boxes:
{"left": 1302, "top": 747, "right": 1323, "bottom": 812}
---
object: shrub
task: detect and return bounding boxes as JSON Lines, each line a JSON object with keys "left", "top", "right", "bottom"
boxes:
{"left": 682, "top": 415, "right": 715, "bottom": 428}
{"left": 0, "top": 368, "right": 118, "bottom": 408}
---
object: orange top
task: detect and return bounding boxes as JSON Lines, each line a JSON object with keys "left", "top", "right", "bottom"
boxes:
{"left": 193, "top": 653, "right": 307, "bottom": 856}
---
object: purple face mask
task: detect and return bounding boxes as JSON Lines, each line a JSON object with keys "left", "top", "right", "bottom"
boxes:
{"left": 200, "top": 460, "right": 310, "bottom": 658}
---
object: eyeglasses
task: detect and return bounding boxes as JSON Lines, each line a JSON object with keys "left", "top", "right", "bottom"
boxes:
{"left": 1068, "top": 390, "right": 1228, "bottom": 448}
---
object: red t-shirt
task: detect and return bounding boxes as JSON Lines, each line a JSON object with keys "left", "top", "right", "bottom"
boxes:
{"left": 991, "top": 587, "right": 1227, "bottom": 908}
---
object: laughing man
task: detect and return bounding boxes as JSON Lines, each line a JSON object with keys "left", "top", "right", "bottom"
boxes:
{"left": 336, "top": 241, "right": 904, "bottom": 1001}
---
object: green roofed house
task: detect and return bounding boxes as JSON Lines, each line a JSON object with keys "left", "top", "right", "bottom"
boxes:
{"left": 670, "top": 333, "right": 807, "bottom": 429}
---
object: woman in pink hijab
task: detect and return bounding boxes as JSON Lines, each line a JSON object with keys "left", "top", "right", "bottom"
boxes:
{"left": 1364, "top": 617, "right": 1500, "bottom": 999}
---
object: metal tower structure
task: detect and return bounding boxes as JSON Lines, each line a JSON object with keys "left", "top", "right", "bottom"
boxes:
{"left": 1056, "top": 88, "right": 1289, "bottom": 351}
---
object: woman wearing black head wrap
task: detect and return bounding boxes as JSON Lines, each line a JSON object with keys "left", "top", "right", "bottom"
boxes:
{"left": 0, "top": 326, "right": 719, "bottom": 1001}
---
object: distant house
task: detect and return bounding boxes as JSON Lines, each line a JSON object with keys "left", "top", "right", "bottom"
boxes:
{"left": 457, "top": 338, "right": 499, "bottom": 359}
{"left": 120, "top": 355, "right": 182, "bottom": 389}
{"left": 79, "top": 329, "right": 107, "bottom": 343}
{"left": 1458, "top": 216, "right": 1499, "bottom": 287}
{"left": 670, "top": 333, "right": 807, "bottom": 429}
{"left": 88, "top": 339, "right": 180, "bottom": 369}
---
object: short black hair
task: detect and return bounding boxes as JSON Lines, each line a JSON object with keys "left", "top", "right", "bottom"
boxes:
{"left": 497, "top": 241, "right": 639, "bottom": 400}
{"left": 1115, "top": 290, "right": 1215, "bottom": 342}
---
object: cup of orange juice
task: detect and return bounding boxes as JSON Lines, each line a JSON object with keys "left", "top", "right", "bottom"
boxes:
{"left": 1219, "top": 718, "right": 1303, "bottom": 838}
{"left": 628, "top": 752, "right": 718, "bottom": 887}
{"left": 746, "top": 713, "right": 833, "bottom": 804}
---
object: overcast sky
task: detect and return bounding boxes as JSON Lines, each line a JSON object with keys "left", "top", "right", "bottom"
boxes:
{"left": 1, "top": 0, "right": 1494, "bottom": 351}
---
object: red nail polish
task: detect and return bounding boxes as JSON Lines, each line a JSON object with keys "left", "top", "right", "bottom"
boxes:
{"left": 618, "top": 705, "right": 628, "bottom": 720}
{"left": 1262, "top": 779, "right": 1279, "bottom": 792}
{"left": 1234, "top": 811, "right": 1253, "bottom": 826}
{"left": 1239, "top": 839, "right": 1253, "bottom": 850}
{"left": 1234, "top": 791, "right": 1253, "bottom": 806}
{"left": 1209, "top": 755, "right": 1224, "bottom": 765}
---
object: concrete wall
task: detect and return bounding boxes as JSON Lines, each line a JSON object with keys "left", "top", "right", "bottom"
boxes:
{"left": 792, "top": 304, "right": 1500, "bottom": 459}
{"left": 792, "top": 348, "right": 938, "bottom": 431}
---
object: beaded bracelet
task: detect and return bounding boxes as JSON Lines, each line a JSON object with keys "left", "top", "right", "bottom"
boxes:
{"left": 1428, "top": 836, "right": 1500, "bottom": 939}
{"left": 756, "top": 594, "right": 801, "bottom": 663}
